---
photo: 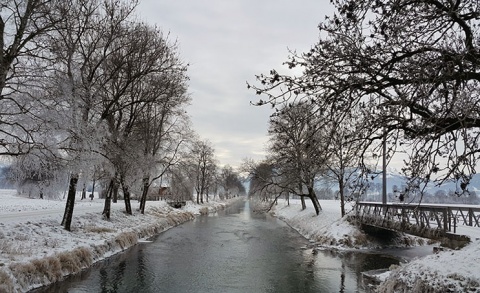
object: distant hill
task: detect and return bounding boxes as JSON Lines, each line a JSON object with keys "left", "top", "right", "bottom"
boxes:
{"left": 318, "top": 168, "right": 480, "bottom": 195}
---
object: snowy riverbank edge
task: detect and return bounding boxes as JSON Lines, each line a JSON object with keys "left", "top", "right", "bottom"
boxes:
{"left": 0, "top": 193, "right": 243, "bottom": 293}
{"left": 270, "top": 199, "right": 480, "bottom": 293}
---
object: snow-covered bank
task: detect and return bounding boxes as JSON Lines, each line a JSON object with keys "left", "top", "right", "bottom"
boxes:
{"left": 271, "top": 199, "right": 369, "bottom": 248}
{"left": 270, "top": 199, "right": 421, "bottom": 249}
{"left": 0, "top": 190, "right": 239, "bottom": 292}
{"left": 268, "top": 198, "right": 480, "bottom": 292}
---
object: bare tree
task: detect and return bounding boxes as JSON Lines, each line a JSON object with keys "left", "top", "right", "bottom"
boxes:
{"left": 169, "top": 162, "right": 194, "bottom": 202}
{"left": 321, "top": 120, "right": 367, "bottom": 216}
{"left": 98, "top": 21, "right": 190, "bottom": 216}
{"left": 0, "top": 0, "right": 64, "bottom": 156}
{"left": 190, "top": 139, "right": 216, "bottom": 204}
{"left": 250, "top": 0, "right": 480, "bottom": 198}
{"left": 134, "top": 47, "right": 190, "bottom": 213}
{"left": 218, "top": 165, "right": 245, "bottom": 199}
{"left": 268, "top": 100, "right": 324, "bottom": 215}
{"left": 244, "top": 160, "right": 278, "bottom": 202}
{"left": 45, "top": 0, "right": 138, "bottom": 228}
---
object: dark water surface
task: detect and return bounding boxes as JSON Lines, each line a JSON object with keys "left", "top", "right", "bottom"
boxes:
{"left": 35, "top": 200, "right": 403, "bottom": 293}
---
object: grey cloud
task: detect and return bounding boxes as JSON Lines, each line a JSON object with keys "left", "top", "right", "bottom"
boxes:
{"left": 137, "top": 0, "right": 335, "bottom": 167}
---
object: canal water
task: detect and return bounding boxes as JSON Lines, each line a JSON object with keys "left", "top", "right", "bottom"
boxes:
{"left": 35, "top": 200, "right": 406, "bottom": 293}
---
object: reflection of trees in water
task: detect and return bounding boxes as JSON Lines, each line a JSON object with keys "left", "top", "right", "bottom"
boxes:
{"left": 304, "top": 249, "right": 316, "bottom": 290}
{"left": 97, "top": 246, "right": 153, "bottom": 292}
{"left": 340, "top": 262, "right": 346, "bottom": 293}
{"left": 302, "top": 248, "right": 400, "bottom": 292}
{"left": 100, "top": 260, "right": 126, "bottom": 293}
{"left": 137, "top": 247, "right": 148, "bottom": 289}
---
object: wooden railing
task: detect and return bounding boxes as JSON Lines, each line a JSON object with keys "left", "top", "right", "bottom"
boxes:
{"left": 354, "top": 202, "right": 480, "bottom": 237}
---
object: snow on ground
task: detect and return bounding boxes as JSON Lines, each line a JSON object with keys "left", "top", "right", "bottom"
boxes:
{"left": 270, "top": 198, "right": 480, "bottom": 293}
{"left": 0, "top": 189, "right": 238, "bottom": 293}
{"left": 2, "top": 189, "right": 480, "bottom": 293}
{"left": 272, "top": 199, "right": 368, "bottom": 248}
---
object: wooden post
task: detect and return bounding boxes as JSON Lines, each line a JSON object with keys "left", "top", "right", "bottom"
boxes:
{"left": 469, "top": 208, "right": 473, "bottom": 226}
{"left": 443, "top": 208, "right": 448, "bottom": 232}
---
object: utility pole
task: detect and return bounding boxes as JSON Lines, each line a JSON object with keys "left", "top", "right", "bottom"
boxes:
{"left": 382, "top": 131, "right": 387, "bottom": 205}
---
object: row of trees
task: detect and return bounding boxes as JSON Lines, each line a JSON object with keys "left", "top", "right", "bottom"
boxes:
{"left": 0, "top": 0, "right": 245, "bottom": 230}
{"left": 247, "top": 0, "right": 479, "bottom": 215}
{"left": 244, "top": 100, "right": 365, "bottom": 216}
{"left": 180, "top": 139, "right": 245, "bottom": 204}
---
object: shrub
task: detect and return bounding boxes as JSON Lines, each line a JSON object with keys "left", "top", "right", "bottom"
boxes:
{"left": 57, "top": 246, "right": 93, "bottom": 274}
{"left": 114, "top": 232, "right": 137, "bottom": 250}
{"left": 0, "top": 269, "right": 14, "bottom": 293}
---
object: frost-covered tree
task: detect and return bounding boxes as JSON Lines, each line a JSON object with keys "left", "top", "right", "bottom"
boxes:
{"left": 246, "top": 161, "right": 270, "bottom": 199}
{"left": 244, "top": 160, "right": 278, "bottom": 202}
{"left": 218, "top": 165, "right": 245, "bottom": 199}
{"left": 130, "top": 37, "right": 190, "bottom": 213}
{"left": 0, "top": 0, "right": 63, "bottom": 155}
{"left": 44, "top": 0, "right": 138, "bottom": 228}
{"left": 190, "top": 139, "right": 216, "bottom": 204}
{"left": 268, "top": 101, "right": 324, "bottom": 215}
{"left": 98, "top": 21, "right": 189, "bottom": 216}
{"left": 169, "top": 162, "right": 194, "bottom": 202}
{"left": 321, "top": 119, "right": 369, "bottom": 216}
{"left": 250, "top": 0, "right": 480, "bottom": 198}
{"left": 10, "top": 148, "right": 67, "bottom": 199}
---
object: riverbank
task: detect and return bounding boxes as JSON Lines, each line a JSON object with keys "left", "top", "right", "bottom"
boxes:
{"left": 268, "top": 198, "right": 480, "bottom": 292}
{"left": 0, "top": 189, "right": 240, "bottom": 293}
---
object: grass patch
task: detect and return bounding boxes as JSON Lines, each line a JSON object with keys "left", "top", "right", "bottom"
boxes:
{"left": 84, "top": 225, "right": 115, "bottom": 233}
{"left": 0, "top": 269, "right": 14, "bottom": 293}
{"left": 199, "top": 207, "right": 209, "bottom": 215}
{"left": 0, "top": 240, "right": 29, "bottom": 256}
{"left": 115, "top": 232, "right": 137, "bottom": 250}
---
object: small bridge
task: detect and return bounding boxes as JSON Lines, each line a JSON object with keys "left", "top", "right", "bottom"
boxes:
{"left": 352, "top": 202, "right": 480, "bottom": 246}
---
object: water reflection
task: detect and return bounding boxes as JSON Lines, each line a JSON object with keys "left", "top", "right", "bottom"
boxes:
{"left": 33, "top": 200, "right": 403, "bottom": 293}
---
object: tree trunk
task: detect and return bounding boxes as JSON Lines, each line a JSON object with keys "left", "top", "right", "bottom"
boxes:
{"left": 112, "top": 177, "right": 119, "bottom": 203}
{"left": 81, "top": 183, "right": 86, "bottom": 200}
{"left": 307, "top": 186, "right": 322, "bottom": 215}
{"left": 91, "top": 178, "right": 96, "bottom": 200}
{"left": 61, "top": 174, "right": 79, "bottom": 231}
{"left": 299, "top": 183, "right": 306, "bottom": 210}
{"left": 339, "top": 178, "right": 346, "bottom": 217}
{"left": 102, "top": 180, "right": 114, "bottom": 219}
{"left": 121, "top": 178, "right": 132, "bottom": 215}
{"left": 139, "top": 176, "right": 149, "bottom": 214}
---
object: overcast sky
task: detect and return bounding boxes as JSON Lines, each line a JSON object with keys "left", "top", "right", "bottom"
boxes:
{"left": 136, "top": 0, "right": 335, "bottom": 169}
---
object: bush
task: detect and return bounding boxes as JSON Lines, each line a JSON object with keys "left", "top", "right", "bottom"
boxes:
{"left": 114, "top": 232, "right": 137, "bottom": 250}
{"left": 0, "top": 269, "right": 14, "bottom": 293}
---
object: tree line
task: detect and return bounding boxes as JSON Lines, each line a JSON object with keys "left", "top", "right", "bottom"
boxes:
{"left": 0, "top": 0, "right": 244, "bottom": 231}
{"left": 247, "top": 0, "right": 479, "bottom": 215}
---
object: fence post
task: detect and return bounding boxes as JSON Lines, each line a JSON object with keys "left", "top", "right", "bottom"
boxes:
{"left": 454, "top": 216, "right": 457, "bottom": 234}
{"left": 469, "top": 208, "right": 473, "bottom": 226}
{"left": 443, "top": 208, "right": 448, "bottom": 232}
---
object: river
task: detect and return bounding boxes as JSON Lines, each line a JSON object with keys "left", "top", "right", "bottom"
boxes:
{"left": 34, "top": 199, "right": 427, "bottom": 293}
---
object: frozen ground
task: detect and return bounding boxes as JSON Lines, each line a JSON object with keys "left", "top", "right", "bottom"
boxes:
{"left": 271, "top": 198, "right": 480, "bottom": 293}
{"left": 0, "top": 189, "right": 236, "bottom": 292}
